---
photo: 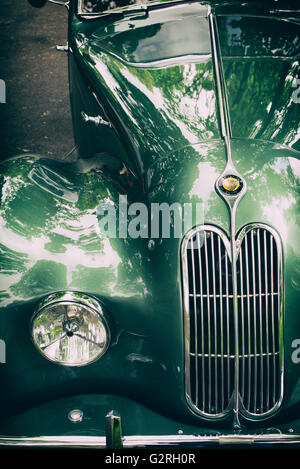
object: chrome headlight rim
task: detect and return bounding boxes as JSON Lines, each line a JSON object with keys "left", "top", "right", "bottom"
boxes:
{"left": 31, "top": 291, "right": 110, "bottom": 367}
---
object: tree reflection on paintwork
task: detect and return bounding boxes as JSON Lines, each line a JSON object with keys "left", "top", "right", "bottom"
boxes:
{"left": 218, "top": 15, "right": 300, "bottom": 151}
{"left": 85, "top": 49, "right": 219, "bottom": 169}
{"left": 75, "top": 6, "right": 218, "bottom": 171}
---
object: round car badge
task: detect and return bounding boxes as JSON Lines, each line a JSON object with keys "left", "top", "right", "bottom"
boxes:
{"left": 219, "top": 175, "right": 243, "bottom": 195}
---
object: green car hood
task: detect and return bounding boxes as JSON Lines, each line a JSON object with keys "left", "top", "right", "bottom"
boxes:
{"left": 71, "top": 3, "right": 220, "bottom": 173}
{"left": 70, "top": 3, "right": 300, "bottom": 176}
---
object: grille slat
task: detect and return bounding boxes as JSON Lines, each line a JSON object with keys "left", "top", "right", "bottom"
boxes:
{"left": 239, "top": 245, "right": 245, "bottom": 401}
{"left": 211, "top": 233, "right": 218, "bottom": 411}
{"left": 257, "top": 230, "right": 264, "bottom": 413}
{"left": 190, "top": 232, "right": 198, "bottom": 407}
{"left": 271, "top": 235, "right": 276, "bottom": 407}
{"left": 197, "top": 231, "right": 205, "bottom": 411}
{"left": 204, "top": 234, "right": 212, "bottom": 412}
{"left": 244, "top": 233, "right": 252, "bottom": 410}
{"left": 263, "top": 229, "right": 270, "bottom": 410}
{"left": 183, "top": 225, "right": 283, "bottom": 419}
{"left": 218, "top": 235, "right": 225, "bottom": 412}
{"left": 223, "top": 232, "right": 233, "bottom": 413}
{"left": 250, "top": 230, "right": 258, "bottom": 413}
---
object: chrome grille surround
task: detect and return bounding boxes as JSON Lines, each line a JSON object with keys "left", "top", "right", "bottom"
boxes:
{"left": 181, "top": 224, "right": 284, "bottom": 420}
{"left": 182, "top": 225, "right": 233, "bottom": 418}
{"left": 236, "top": 224, "right": 284, "bottom": 418}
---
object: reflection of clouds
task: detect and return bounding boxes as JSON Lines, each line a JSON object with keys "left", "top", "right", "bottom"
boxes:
{"left": 183, "top": 90, "right": 214, "bottom": 126}
{"left": 0, "top": 217, "right": 109, "bottom": 268}
{"left": 0, "top": 272, "right": 24, "bottom": 294}
{"left": 270, "top": 158, "right": 289, "bottom": 175}
{"left": 129, "top": 18, "right": 210, "bottom": 63}
{"left": 0, "top": 156, "right": 152, "bottom": 306}
{"left": 262, "top": 194, "right": 296, "bottom": 245}
{"left": 102, "top": 2, "right": 208, "bottom": 34}
{"left": 189, "top": 161, "right": 220, "bottom": 204}
{"left": 0, "top": 194, "right": 122, "bottom": 305}
{"left": 289, "top": 157, "right": 300, "bottom": 182}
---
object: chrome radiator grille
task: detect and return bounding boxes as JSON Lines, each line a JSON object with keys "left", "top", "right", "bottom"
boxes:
{"left": 237, "top": 226, "right": 283, "bottom": 415}
{"left": 182, "top": 225, "right": 283, "bottom": 419}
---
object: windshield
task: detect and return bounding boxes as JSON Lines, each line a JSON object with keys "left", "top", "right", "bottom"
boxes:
{"left": 78, "top": 0, "right": 186, "bottom": 15}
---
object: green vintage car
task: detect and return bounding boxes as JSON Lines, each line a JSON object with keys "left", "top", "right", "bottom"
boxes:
{"left": 0, "top": 0, "right": 300, "bottom": 448}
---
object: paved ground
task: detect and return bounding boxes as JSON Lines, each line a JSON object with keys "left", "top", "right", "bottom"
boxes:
{"left": 0, "top": 0, "right": 74, "bottom": 161}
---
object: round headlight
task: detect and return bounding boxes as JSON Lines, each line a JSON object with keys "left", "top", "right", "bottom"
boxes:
{"left": 31, "top": 292, "right": 110, "bottom": 366}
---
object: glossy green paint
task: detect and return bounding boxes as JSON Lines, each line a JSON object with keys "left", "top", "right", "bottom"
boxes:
{"left": 217, "top": 15, "right": 300, "bottom": 152}
{"left": 70, "top": 3, "right": 220, "bottom": 174}
{"left": 233, "top": 139, "right": 300, "bottom": 420}
{"left": 0, "top": 0, "right": 300, "bottom": 439}
{"left": 1, "top": 393, "right": 300, "bottom": 438}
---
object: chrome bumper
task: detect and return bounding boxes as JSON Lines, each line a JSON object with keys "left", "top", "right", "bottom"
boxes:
{"left": 1, "top": 410, "right": 300, "bottom": 448}
{"left": 0, "top": 433, "right": 300, "bottom": 448}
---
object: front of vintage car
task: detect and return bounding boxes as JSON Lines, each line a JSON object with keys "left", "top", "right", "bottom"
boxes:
{"left": 0, "top": 0, "right": 300, "bottom": 448}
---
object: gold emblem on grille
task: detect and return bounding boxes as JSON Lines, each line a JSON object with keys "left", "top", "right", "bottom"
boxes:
{"left": 222, "top": 176, "right": 240, "bottom": 192}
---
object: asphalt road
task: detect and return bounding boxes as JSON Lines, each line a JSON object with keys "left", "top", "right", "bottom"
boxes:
{"left": 0, "top": 0, "right": 74, "bottom": 161}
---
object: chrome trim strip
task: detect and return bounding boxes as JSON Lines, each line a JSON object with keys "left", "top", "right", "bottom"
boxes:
{"left": 77, "top": 0, "right": 209, "bottom": 18}
{"left": 101, "top": 54, "right": 212, "bottom": 70}
{"left": 0, "top": 433, "right": 299, "bottom": 447}
{"left": 208, "top": 13, "right": 231, "bottom": 142}
{"left": 222, "top": 55, "right": 299, "bottom": 61}
{"left": 49, "top": 0, "right": 69, "bottom": 8}
{"left": 205, "top": 11, "right": 283, "bottom": 425}
{"left": 209, "top": 11, "right": 250, "bottom": 427}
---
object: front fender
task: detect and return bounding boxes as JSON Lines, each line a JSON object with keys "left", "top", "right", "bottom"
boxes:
{"left": 0, "top": 154, "right": 191, "bottom": 423}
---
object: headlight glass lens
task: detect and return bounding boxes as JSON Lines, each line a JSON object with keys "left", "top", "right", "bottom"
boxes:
{"left": 32, "top": 294, "right": 109, "bottom": 366}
